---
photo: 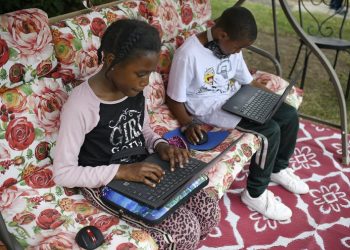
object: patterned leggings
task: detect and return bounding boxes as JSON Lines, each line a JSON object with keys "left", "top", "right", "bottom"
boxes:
{"left": 80, "top": 188, "right": 220, "bottom": 250}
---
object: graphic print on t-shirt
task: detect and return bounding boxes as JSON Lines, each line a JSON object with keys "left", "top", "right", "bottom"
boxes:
{"left": 197, "top": 58, "right": 236, "bottom": 94}
{"left": 78, "top": 92, "right": 146, "bottom": 167}
{"left": 109, "top": 108, "right": 143, "bottom": 154}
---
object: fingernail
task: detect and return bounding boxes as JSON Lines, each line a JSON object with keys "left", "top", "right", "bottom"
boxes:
{"left": 152, "top": 183, "right": 156, "bottom": 187}
{"left": 171, "top": 168, "right": 174, "bottom": 172}
{"left": 180, "top": 164, "right": 184, "bottom": 168}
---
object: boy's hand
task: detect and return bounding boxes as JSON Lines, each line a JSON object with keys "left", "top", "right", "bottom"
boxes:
{"left": 155, "top": 142, "right": 190, "bottom": 171}
{"left": 115, "top": 163, "right": 165, "bottom": 188}
{"left": 184, "top": 124, "right": 203, "bottom": 145}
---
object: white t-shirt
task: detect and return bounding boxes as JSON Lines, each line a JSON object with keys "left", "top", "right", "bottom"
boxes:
{"left": 167, "top": 35, "right": 253, "bottom": 129}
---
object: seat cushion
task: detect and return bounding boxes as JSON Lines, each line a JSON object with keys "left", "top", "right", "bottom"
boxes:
{"left": 0, "top": 8, "right": 58, "bottom": 88}
{"left": 0, "top": 178, "right": 157, "bottom": 249}
{"left": 0, "top": 77, "right": 70, "bottom": 189}
{"left": 50, "top": 0, "right": 148, "bottom": 83}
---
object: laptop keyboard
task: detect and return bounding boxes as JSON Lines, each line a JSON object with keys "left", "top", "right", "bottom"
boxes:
{"left": 240, "top": 89, "right": 280, "bottom": 121}
{"left": 109, "top": 156, "right": 207, "bottom": 208}
{"left": 131, "top": 158, "right": 204, "bottom": 203}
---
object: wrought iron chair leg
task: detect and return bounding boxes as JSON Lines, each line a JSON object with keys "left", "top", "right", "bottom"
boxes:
{"left": 300, "top": 48, "right": 311, "bottom": 89}
{"left": 346, "top": 71, "right": 350, "bottom": 99}
{"left": 333, "top": 50, "right": 339, "bottom": 69}
{"left": 288, "top": 41, "right": 303, "bottom": 79}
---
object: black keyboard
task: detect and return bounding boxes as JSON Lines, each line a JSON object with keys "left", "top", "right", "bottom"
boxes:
{"left": 107, "top": 155, "right": 208, "bottom": 208}
{"left": 240, "top": 90, "right": 280, "bottom": 121}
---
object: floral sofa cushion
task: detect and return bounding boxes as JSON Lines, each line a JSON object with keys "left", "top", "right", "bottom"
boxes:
{"left": 1, "top": 180, "right": 157, "bottom": 249}
{"left": 0, "top": 78, "right": 70, "bottom": 189}
{"left": 144, "top": 72, "right": 166, "bottom": 109}
{"left": 0, "top": 9, "right": 58, "bottom": 89}
{"left": 178, "top": 0, "right": 212, "bottom": 31}
{"left": 145, "top": 0, "right": 211, "bottom": 42}
{"left": 50, "top": 0, "right": 148, "bottom": 83}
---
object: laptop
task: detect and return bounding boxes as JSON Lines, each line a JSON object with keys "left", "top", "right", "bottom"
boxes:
{"left": 222, "top": 82, "right": 295, "bottom": 124}
{"left": 105, "top": 154, "right": 210, "bottom": 209}
{"left": 101, "top": 175, "right": 208, "bottom": 225}
{"left": 105, "top": 133, "right": 244, "bottom": 209}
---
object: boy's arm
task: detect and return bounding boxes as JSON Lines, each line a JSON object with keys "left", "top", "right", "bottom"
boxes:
{"left": 166, "top": 95, "right": 203, "bottom": 144}
{"left": 166, "top": 96, "right": 193, "bottom": 127}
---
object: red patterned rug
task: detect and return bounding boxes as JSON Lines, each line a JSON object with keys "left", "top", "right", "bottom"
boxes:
{"left": 199, "top": 119, "right": 350, "bottom": 249}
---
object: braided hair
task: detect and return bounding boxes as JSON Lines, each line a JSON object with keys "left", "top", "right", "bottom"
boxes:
{"left": 97, "top": 19, "right": 161, "bottom": 74}
{"left": 216, "top": 6, "right": 257, "bottom": 41}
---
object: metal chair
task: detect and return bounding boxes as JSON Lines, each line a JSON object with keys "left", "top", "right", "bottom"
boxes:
{"left": 288, "top": 0, "right": 350, "bottom": 99}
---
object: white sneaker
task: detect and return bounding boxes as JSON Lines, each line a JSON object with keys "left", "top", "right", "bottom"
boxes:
{"left": 241, "top": 189, "right": 292, "bottom": 221}
{"left": 271, "top": 168, "right": 309, "bottom": 194}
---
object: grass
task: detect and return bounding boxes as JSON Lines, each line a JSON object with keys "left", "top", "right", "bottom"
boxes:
{"left": 212, "top": 0, "right": 350, "bottom": 131}
{"left": 212, "top": 1, "right": 350, "bottom": 38}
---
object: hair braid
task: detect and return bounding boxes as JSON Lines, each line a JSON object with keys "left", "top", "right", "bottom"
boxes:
{"left": 97, "top": 19, "right": 161, "bottom": 72}
{"left": 97, "top": 24, "right": 122, "bottom": 64}
{"left": 114, "top": 29, "right": 141, "bottom": 64}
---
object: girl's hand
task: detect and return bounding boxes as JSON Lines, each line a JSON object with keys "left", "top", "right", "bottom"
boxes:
{"left": 155, "top": 142, "right": 190, "bottom": 171}
{"left": 184, "top": 124, "right": 203, "bottom": 145}
{"left": 115, "top": 163, "right": 165, "bottom": 188}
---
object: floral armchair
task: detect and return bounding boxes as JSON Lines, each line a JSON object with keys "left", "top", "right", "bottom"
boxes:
{"left": 0, "top": 0, "right": 303, "bottom": 249}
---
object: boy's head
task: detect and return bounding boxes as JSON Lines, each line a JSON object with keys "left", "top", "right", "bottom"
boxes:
{"left": 214, "top": 6, "right": 257, "bottom": 55}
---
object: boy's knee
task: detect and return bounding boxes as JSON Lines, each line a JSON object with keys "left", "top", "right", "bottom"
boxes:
{"left": 282, "top": 103, "right": 299, "bottom": 124}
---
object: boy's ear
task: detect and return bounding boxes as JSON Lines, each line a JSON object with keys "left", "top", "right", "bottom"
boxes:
{"left": 216, "top": 27, "right": 230, "bottom": 41}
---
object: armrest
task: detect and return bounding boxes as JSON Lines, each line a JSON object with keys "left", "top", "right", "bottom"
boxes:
{"left": 246, "top": 45, "right": 282, "bottom": 76}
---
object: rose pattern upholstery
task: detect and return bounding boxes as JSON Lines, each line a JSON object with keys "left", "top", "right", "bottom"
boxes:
{"left": 0, "top": 9, "right": 58, "bottom": 89}
{"left": 0, "top": 0, "right": 303, "bottom": 249}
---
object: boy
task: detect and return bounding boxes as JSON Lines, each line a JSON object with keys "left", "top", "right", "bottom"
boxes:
{"left": 166, "top": 6, "right": 309, "bottom": 221}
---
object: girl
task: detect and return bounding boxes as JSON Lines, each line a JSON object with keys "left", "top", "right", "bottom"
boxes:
{"left": 53, "top": 19, "right": 220, "bottom": 249}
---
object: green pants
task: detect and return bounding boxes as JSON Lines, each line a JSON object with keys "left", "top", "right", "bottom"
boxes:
{"left": 237, "top": 102, "right": 299, "bottom": 197}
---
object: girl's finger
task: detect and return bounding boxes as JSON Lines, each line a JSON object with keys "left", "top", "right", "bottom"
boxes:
{"left": 144, "top": 171, "right": 161, "bottom": 183}
{"left": 143, "top": 177, "right": 157, "bottom": 188}
{"left": 166, "top": 147, "right": 176, "bottom": 171}
{"left": 181, "top": 149, "right": 190, "bottom": 164}
{"left": 145, "top": 163, "right": 165, "bottom": 177}
{"left": 173, "top": 147, "right": 184, "bottom": 168}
